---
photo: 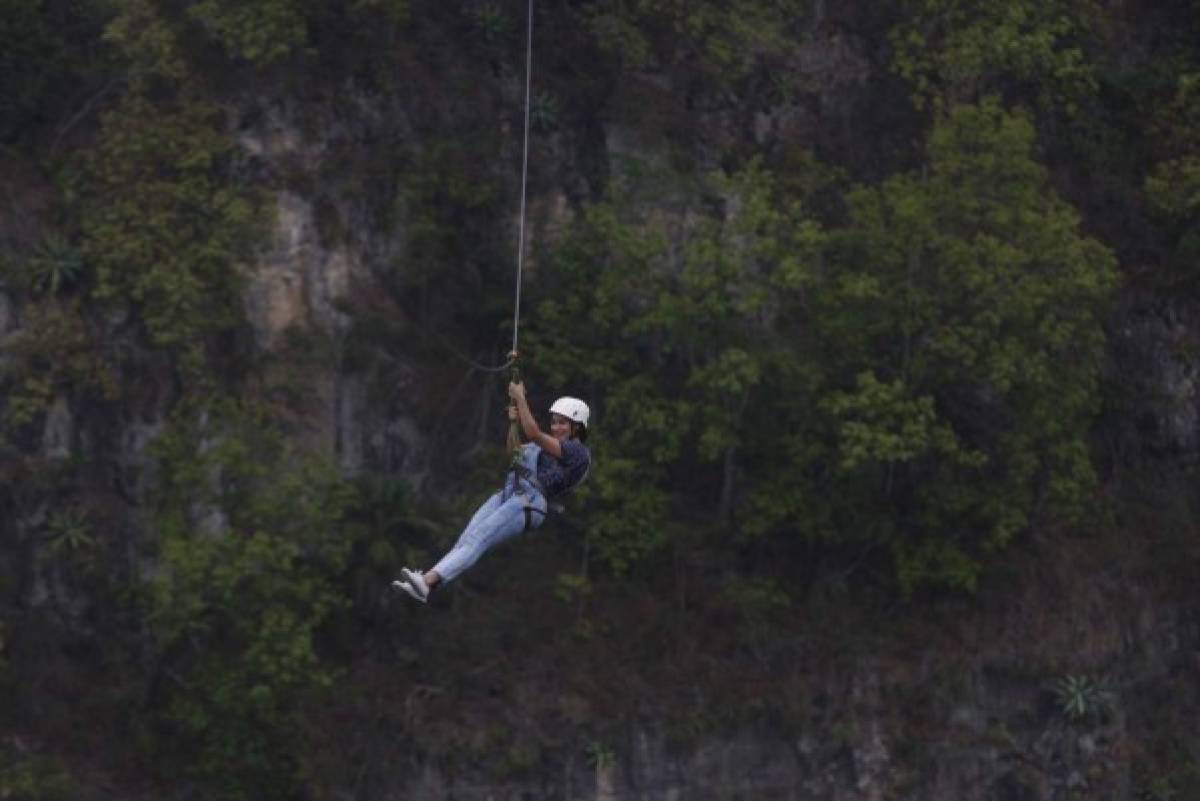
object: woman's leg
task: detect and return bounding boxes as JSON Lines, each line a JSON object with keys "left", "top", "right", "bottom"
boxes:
{"left": 428, "top": 493, "right": 532, "bottom": 585}
{"left": 421, "top": 492, "right": 503, "bottom": 588}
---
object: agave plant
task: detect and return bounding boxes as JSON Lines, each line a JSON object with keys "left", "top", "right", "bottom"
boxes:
{"left": 46, "top": 508, "right": 95, "bottom": 556}
{"left": 1054, "top": 674, "right": 1112, "bottom": 722}
{"left": 28, "top": 233, "right": 84, "bottom": 295}
{"left": 530, "top": 91, "right": 560, "bottom": 131}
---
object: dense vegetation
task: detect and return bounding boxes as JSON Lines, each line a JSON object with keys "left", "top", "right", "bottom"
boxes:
{"left": 1, "top": 0, "right": 1198, "bottom": 798}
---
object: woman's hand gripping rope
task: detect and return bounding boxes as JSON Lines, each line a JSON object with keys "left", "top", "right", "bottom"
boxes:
{"left": 506, "top": 350, "right": 523, "bottom": 454}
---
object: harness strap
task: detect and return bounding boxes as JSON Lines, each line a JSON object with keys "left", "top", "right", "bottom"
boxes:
{"left": 508, "top": 462, "right": 546, "bottom": 532}
{"left": 509, "top": 451, "right": 590, "bottom": 526}
{"left": 511, "top": 463, "right": 545, "bottom": 492}
{"left": 521, "top": 496, "right": 546, "bottom": 532}
{"left": 512, "top": 458, "right": 591, "bottom": 513}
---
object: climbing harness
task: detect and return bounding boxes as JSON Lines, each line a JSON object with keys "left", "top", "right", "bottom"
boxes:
{"left": 503, "top": 444, "right": 548, "bottom": 532}
{"left": 507, "top": 447, "right": 591, "bottom": 531}
{"left": 513, "top": 468, "right": 547, "bottom": 533}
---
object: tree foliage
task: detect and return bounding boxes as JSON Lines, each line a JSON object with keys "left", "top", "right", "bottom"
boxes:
{"left": 582, "top": 0, "right": 812, "bottom": 104}
{"left": 529, "top": 160, "right": 824, "bottom": 572}
{"left": 0, "top": 298, "right": 116, "bottom": 442}
{"left": 1146, "top": 73, "right": 1200, "bottom": 279}
{"left": 145, "top": 398, "right": 356, "bottom": 798}
{"left": 817, "top": 100, "right": 1115, "bottom": 589}
{"left": 188, "top": 0, "right": 310, "bottom": 65}
{"left": 891, "top": 0, "right": 1098, "bottom": 113}
{"left": 80, "top": 95, "right": 259, "bottom": 357}
{"left": 531, "top": 101, "right": 1114, "bottom": 592}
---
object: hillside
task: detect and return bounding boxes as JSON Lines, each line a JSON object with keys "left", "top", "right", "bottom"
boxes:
{"left": 1, "top": 1, "right": 1199, "bottom": 799}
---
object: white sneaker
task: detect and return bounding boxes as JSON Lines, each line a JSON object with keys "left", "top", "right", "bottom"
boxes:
{"left": 392, "top": 579, "right": 427, "bottom": 604}
{"left": 401, "top": 567, "right": 431, "bottom": 600}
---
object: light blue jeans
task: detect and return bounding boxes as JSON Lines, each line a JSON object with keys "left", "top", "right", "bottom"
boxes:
{"left": 431, "top": 444, "right": 548, "bottom": 583}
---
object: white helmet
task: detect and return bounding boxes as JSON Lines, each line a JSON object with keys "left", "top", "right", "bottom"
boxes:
{"left": 550, "top": 396, "right": 590, "bottom": 428}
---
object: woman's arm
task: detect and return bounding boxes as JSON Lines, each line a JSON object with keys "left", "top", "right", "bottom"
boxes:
{"left": 508, "top": 381, "right": 562, "bottom": 459}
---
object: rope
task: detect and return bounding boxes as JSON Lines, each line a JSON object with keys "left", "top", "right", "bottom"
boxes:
{"left": 412, "top": 1, "right": 533, "bottom": 378}
{"left": 511, "top": 0, "right": 533, "bottom": 359}
{"left": 425, "top": 328, "right": 517, "bottom": 374}
{"left": 506, "top": 3, "right": 534, "bottom": 454}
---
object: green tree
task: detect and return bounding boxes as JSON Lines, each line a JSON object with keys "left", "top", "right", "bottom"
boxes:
{"left": 533, "top": 101, "right": 1114, "bottom": 594}
{"left": 813, "top": 100, "right": 1116, "bottom": 590}
{"left": 584, "top": 0, "right": 810, "bottom": 83}
{"left": 1146, "top": 73, "right": 1200, "bottom": 284}
{"left": 188, "top": 0, "right": 309, "bottom": 65}
{"left": 79, "top": 93, "right": 260, "bottom": 365}
{"left": 579, "top": 0, "right": 815, "bottom": 135}
{"left": 64, "top": 0, "right": 266, "bottom": 380}
{"left": 145, "top": 398, "right": 355, "bottom": 799}
{"left": 891, "top": 0, "right": 1098, "bottom": 113}
{"left": 188, "top": 0, "right": 409, "bottom": 66}
{"left": 528, "top": 198, "right": 680, "bottom": 573}
{"left": 0, "top": 298, "right": 116, "bottom": 440}
{"left": 529, "top": 160, "right": 824, "bottom": 573}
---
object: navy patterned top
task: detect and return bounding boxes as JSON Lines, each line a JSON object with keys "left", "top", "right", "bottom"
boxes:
{"left": 536, "top": 439, "right": 591, "bottom": 498}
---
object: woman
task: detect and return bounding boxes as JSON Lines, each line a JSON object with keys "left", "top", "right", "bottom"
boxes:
{"left": 393, "top": 380, "right": 591, "bottom": 603}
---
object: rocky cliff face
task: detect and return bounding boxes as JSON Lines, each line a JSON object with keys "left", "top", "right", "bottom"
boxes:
{"left": 222, "top": 22, "right": 1200, "bottom": 801}
{"left": 5, "top": 6, "right": 1199, "bottom": 800}
{"left": 164, "top": 27, "right": 1197, "bottom": 801}
{"left": 340, "top": 543, "right": 1198, "bottom": 801}
{"left": 1111, "top": 297, "right": 1200, "bottom": 463}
